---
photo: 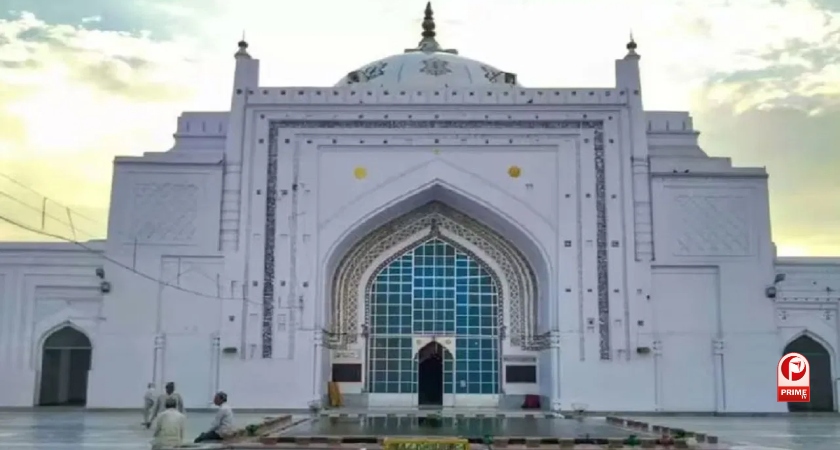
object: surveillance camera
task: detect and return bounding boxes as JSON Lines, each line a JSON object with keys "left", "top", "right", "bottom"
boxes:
{"left": 765, "top": 286, "right": 777, "bottom": 299}
{"left": 99, "top": 281, "right": 112, "bottom": 294}
{"left": 95, "top": 267, "right": 105, "bottom": 279}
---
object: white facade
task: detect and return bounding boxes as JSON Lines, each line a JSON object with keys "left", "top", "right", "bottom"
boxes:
{"left": 1, "top": 9, "right": 839, "bottom": 412}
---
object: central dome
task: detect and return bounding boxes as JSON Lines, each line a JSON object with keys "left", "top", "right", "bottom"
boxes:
{"left": 335, "top": 2, "right": 519, "bottom": 88}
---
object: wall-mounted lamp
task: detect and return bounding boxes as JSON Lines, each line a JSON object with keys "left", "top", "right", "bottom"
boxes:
{"left": 765, "top": 273, "right": 787, "bottom": 299}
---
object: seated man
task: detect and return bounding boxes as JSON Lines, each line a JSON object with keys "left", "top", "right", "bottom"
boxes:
{"left": 151, "top": 397, "right": 185, "bottom": 450}
{"left": 194, "top": 391, "right": 234, "bottom": 443}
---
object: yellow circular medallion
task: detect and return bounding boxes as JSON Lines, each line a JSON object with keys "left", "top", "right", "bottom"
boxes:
{"left": 508, "top": 165, "right": 522, "bottom": 178}
{"left": 353, "top": 166, "right": 367, "bottom": 180}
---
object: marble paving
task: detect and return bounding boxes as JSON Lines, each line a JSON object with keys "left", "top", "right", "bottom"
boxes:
{"left": 0, "top": 409, "right": 272, "bottom": 449}
{"left": 632, "top": 415, "right": 840, "bottom": 450}
{"left": 0, "top": 410, "right": 838, "bottom": 449}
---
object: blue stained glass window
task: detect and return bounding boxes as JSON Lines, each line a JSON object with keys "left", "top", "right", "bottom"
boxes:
{"left": 367, "top": 238, "right": 500, "bottom": 395}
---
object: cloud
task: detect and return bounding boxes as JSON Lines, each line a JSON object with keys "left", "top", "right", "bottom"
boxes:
{"left": 693, "top": 103, "right": 840, "bottom": 255}
{"left": 0, "top": 11, "right": 215, "bottom": 242}
{"left": 1, "top": 0, "right": 840, "bottom": 256}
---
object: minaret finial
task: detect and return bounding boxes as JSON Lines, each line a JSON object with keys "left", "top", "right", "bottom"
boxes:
{"left": 236, "top": 31, "right": 251, "bottom": 59}
{"left": 625, "top": 31, "right": 639, "bottom": 58}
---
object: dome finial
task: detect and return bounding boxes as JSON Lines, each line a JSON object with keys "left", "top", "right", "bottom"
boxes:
{"left": 405, "top": 2, "right": 458, "bottom": 54}
{"left": 422, "top": 2, "right": 436, "bottom": 40}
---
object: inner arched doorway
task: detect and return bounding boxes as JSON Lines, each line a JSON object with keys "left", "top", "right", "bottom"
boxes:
{"left": 38, "top": 326, "right": 92, "bottom": 406}
{"left": 783, "top": 334, "right": 834, "bottom": 412}
{"left": 417, "top": 341, "right": 453, "bottom": 406}
{"left": 366, "top": 238, "right": 501, "bottom": 402}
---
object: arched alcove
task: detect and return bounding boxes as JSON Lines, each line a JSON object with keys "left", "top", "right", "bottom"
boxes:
{"left": 39, "top": 325, "right": 92, "bottom": 406}
{"left": 783, "top": 333, "right": 834, "bottom": 412}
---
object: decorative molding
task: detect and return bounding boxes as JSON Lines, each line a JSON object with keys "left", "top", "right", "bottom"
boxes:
{"left": 261, "top": 126, "right": 279, "bottom": 357}
{"left": 264, "top": 119, "right": 610, "bottom": 359}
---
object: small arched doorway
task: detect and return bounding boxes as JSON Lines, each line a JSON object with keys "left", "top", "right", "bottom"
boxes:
{"left": 783, "top": 334, "right": 834, "bottom": 412}
{"left": 38, "top": 326, "right": 92, "bottom": 406}
{"left": 417, "top": 341, "right": 452, "bottom": 406}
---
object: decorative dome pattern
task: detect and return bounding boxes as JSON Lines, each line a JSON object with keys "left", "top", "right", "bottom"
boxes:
{"left": 335, "top": 2, "right": 519, "bottom": 88}
{"left": 336, "top": 52, "right": 519, "bottom": 88}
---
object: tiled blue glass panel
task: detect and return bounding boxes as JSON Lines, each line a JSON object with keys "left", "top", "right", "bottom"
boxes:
{"left": 368, "top": 239, "right": 499, "bottom": 395}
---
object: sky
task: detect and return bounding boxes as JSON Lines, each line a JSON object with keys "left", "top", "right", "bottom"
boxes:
{"left": 0, "top": 0, "right": 839, "bottom": 256}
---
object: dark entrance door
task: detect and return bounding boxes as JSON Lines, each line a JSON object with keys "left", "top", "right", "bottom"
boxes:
{"left": 417, "top": 342, "right": 444, "bottom": 406}
{"left": 39, "top": 326, "right": 92, "bottom": 406}
{"left": 784, "top": 335, "right": 834, "bottom": 412}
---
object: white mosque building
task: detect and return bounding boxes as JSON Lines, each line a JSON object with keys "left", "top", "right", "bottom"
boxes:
{"left": 0, "top": 4, "right": 838, "bottom": 412}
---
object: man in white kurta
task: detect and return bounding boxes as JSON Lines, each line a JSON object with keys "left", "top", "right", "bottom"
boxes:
{"left": 194, "top": 391, "right": 235, "bottom": 443}
{"left": 151, "top": 397, "right": 186, "bottom": 450}
{"left": 142, "top": 383, "right": 156, "bottom": 426}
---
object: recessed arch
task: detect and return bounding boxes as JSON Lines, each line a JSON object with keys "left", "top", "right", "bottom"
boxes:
{"left": 37, "top": 324, "right": 92, "bottom": 406}
{"left": 43, "top": 326, "right": 92, "bottom": 349}
{"left": 783, "top": 329, "right": 835, "bottom": 360}
{"left": 783, "top": 330, "right": 835, "bottom": 412}
{"left": 329, "top": 201, "right": 538, "bottom": 347}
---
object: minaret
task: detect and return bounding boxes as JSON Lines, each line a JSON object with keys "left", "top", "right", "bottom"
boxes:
{"left": 232, "top": 37, "right": 259, "bottom": 94}
{"left": 615, "top": 33, "right": 641, "bottom": 94}
{"left": 221, "top": 37, "right": 260, "bottom": 254}
{"left": 614, "top": 34, "right": 654, "bottom": 364}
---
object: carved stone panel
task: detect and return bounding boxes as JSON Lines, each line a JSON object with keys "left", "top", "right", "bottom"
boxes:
{"left": 131, "top": 183, "right": 199, "bottom": 243}
{"left": 671, "top": 194, "right": 751, "bottom": 256}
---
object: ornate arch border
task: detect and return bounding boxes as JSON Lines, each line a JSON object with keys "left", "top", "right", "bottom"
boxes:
{"left": 331, "top": 201, "right": 537, "bottom": 346}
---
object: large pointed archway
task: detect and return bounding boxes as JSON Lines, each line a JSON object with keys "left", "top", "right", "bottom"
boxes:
{"left": 328, "top": 201, "right": 540, "bottom": 405}
{"left": 783, "top": 334, "right": 834, "bottom": 412}
{"left": 38, "top": 326, "right": 92, "bottom": 406}
{"left": 330, "top": 201, "right": 538, "bottom": 347}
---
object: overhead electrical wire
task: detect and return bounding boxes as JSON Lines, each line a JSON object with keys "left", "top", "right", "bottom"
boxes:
{"left": 0, "top": 179, "right": 258, "bottom": 304}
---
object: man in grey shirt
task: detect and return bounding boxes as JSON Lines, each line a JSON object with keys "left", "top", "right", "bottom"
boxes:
{"left": 194, "top": 391, "right": 234, "bottom": 443}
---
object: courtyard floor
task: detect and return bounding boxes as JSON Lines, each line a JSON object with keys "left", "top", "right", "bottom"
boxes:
{"left": 0, "top": 409, "right": 837, "bottom": 449}
{"left": 632, "top": 415, "right": 840, "bottom": 450}
{"left": 0, "top": 409, "right": 272, "bottom": 449}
